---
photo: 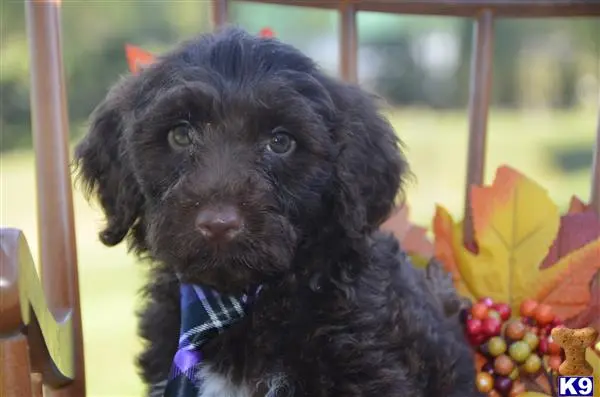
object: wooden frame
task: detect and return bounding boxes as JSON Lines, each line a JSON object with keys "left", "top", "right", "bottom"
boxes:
{"left": 1, "top": 0, "right": 598, "bottom": 395}
{"left": 235, "top": 0, "right": 600, "bottom": 17}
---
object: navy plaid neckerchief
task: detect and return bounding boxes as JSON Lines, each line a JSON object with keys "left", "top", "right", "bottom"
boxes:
{"left": 163, "top": 284, "right": 259, "bottom": 397}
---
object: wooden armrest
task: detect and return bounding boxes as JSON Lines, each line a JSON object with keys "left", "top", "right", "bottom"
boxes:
{"left": 0, "top": 227, "right": 74, "bottom": 387}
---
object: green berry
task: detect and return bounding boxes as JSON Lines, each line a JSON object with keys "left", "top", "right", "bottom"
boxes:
{"left": 508, "top": 340, "right": 531, "bottom": 363}
{"left": 488, "top": 336, "right": 507, "bottom": 357}
{"left": 523, "top": 331, "right": 539, "bottom": 350}
{"left": 522, "top": 354, "right": 542, "bottom": 374}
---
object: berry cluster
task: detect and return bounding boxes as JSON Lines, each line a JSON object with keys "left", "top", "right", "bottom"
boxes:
{"left": 461, "top": 297, "right": 564, "bottom": 396}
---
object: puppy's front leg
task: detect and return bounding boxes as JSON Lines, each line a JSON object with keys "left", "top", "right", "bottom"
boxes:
{"left": 136, "top": 264, "right": 181, "bottom": 396}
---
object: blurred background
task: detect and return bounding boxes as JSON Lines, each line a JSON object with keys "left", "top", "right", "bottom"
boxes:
{"left": 1, "top": 1, "right": 598, "bottom": 395}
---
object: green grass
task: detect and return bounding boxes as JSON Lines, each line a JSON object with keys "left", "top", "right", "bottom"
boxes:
{"left": 0, "top": 108, "right": 596, "bottom": 396}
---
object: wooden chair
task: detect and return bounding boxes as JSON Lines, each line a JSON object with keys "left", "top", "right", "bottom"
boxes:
{"left": 1, "top": 0, "right": 598, "bottom": 395}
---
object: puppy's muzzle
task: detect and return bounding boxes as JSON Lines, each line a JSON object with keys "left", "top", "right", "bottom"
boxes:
{"left": 195, "top": 204, "right": 244, "bottom": 242}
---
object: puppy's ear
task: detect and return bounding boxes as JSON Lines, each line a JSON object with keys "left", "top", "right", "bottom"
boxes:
{"left": 325, "top": 81, "right": 408, "bottom": 234}
{"left": 74, "top": 86, "right": 144, "bottom": 247}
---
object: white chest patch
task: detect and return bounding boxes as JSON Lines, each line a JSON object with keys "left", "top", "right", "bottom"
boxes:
{"left": 196, "top": 366, "right": 293, "bottom": 397}
{"left": 196, "top": 365, "right": 251, "bottom": 397}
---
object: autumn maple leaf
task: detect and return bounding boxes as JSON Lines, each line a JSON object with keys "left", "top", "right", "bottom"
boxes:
{"left": 432, "top": 206, "right": 474, "bottom": 300}
{"left": 380, "top": 203, "right": 434, "bottom": 265}
{"left": 560, "top": 270, "right": 600, "bottom": 330}
{"left": 258, "top": 27, "right": 275, "bottom": 38}
{"left": 125, "top": 44, "right": 156, "bottom": 75}
{"left": 432, "top": 165, "right": 600, "bottom": 316}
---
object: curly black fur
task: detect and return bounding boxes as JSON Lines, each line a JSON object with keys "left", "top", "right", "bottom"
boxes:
{"left": 74, "top": 27, "right": 480, "bottom": 396}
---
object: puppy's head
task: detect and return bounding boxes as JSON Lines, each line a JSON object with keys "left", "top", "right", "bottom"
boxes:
{"left": 75, "top": 28, "right": 407, "bottom": 293}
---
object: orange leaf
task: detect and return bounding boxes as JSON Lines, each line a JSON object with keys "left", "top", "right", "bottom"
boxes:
{"left": 535, "top": 239, "right": 600, "bottom": 320}
{"left": 381, "top": 205, "right": 410, "bottom": 241}
{"left": 381, "top": 204, "right": 433, "bottom": 260}
{"left": 432, "top": 206, "right": 474, "bottom": 300}
{"left": 568, "top": 195, "right": 591, "bottom": 214}
{"left": 259, "top": 27, "right": 275, "bottom": 38}
{"left": 433, "top": 206, "right": 460, "bottom": 275}
{"left": 125, "top": 44, "right": 156, "bottom": 75}
{"left": 403, "top": 226, "right": 434, "bottom": 259}
{"left": 562, "top": 270, "right": 600, "bottom": 329}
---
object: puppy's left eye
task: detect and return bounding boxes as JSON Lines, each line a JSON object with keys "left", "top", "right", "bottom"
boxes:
{"left": 168, "top": 124, "right": 193, "bottom": 149}
{"left": 267, "top": 128, "right": 296, "bottom": 155}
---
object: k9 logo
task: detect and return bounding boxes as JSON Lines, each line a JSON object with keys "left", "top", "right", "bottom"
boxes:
{"left": 558, "top": 376, "right": 594, "bottom": 396}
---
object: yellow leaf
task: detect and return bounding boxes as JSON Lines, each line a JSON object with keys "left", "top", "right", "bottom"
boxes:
{"left": 454, "top": 166, "right": 561, "bottom": 314}
{"left": 587, "top": 347, "right": 600, "bottom": 397}
{"left": 408, "top": 254, "right": 430, "bottom": 269}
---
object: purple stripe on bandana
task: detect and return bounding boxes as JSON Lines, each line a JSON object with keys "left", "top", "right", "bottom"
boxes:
{"left": 173, "top": 348, "right": 203, "bottom": 374}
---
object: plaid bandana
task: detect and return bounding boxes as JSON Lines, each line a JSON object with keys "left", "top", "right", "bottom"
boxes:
{"left": 163, "top": 284, "right": 259, "bottom": 397}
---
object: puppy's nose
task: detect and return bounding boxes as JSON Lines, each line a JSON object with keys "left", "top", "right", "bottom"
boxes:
{"left": 195, "top": 205, "right": 243, "bottom": 241}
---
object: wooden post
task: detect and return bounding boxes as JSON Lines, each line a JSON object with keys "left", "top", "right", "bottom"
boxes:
{"left": 25, "top": 0, "right": 85, "bottom": 395}
{"left": 339, "top": 1, "right": 358, "bottom": 83}
{"left": 463, "top": 10, "right": 495, "bottom": 251}
{"left": 212, "top": 0, "right": 228, "bottom": 29}
{"left": 0, "top": 337, "right": 34, "bottom": 397}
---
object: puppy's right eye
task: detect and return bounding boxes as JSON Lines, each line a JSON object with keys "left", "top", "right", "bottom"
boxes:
{"left": 167, "top": 124, "right": 193, "bottom": 149}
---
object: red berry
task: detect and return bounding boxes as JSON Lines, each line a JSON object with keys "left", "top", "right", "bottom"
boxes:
{"left": 547, "top": 339, "right": 562, "bottom": 355}
{"left": 466, "top": 318, "right": 483, "bottom": 336}
{"left": 551, "top": 317, "right": 563, "bottom": 327}
{"left": 538, "top": 338, "right": 549, "bottom": 354}
{"left": 492, "top": 303, "right": 512, "bottom": 321}
{"left": 505, "top": 320, "right": 526, "bottom": 341}
{"left": 494, "top": 354, "right": 514, "bottom": 376}
{"left": 534, "top": 304, "right": 554, "bottom": 326}
{"left": 482, "top": 317, "right": 502, "bottom": 337}
{"left": 471, "top": 303, "right": 489, "bottom": 320}
{"left": 479, "top": 297, "right": 494, "bottom": 307}
{"left": 520, "top": 299, "right": 538, "bottom": 318}
{"left": 468, "top": 333, "right": 486, "bottom": 346}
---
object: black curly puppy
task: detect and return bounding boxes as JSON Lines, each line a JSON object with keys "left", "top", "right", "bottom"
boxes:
{"left": 75, "top": 27, "right": 479, "bottom": 397}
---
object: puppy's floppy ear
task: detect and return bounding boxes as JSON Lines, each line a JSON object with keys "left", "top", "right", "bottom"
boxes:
{"left": 323, "top": 80, "right": 408, "bottom": 234}
{"left": 74, "top": 85, "right": 144, "bottom": 247}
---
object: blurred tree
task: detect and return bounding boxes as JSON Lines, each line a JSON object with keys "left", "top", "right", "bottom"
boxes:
{"left": 0, "top": 2, "right": 597, "bottom": 152}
